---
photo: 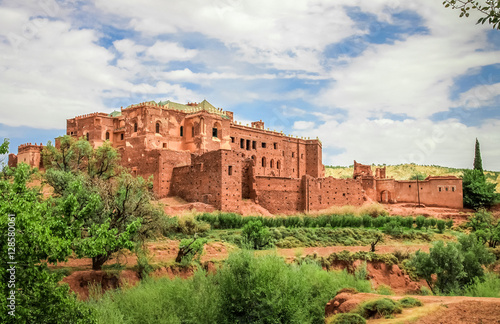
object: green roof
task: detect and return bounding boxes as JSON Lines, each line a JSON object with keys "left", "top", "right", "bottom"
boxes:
{"left": 127, "top": 99, "right": 230, "bottom": 119}
{"left": 109, "top": 111, "right": 122, "bottom": 117}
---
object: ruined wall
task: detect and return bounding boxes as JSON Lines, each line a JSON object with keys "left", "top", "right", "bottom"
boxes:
{"left": 304, "top": 176, "right": 365, "bottom": 212}
{"left": 12, "top": 143, "right": 44, "bottom": 170}
{"left": 254, "top": 176, "right": 304, "bottom": 214}
{"left": 393, "top": 177, "right": 463, "bottom": 208}
{"left": 7, "top": 154, "right": 17, "bottom": 168}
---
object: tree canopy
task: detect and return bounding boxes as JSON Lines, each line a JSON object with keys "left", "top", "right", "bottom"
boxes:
{"left": 443, "top": 0, "right": 500, "bottom": 29}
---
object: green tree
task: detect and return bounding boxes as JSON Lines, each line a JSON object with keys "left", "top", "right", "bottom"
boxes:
{"left": 467, "top": 209, "right": 500, "bottom": 248}
{"left": 443, "top": 0, "right": 500, "bottom": 29}
{"left": 0, "top": 164, "right": 95, "bottom": 323}
{"left": 409, "top": 235, "right": 494, "bottom": 294}
{"left": 462, "top": 169, "right": 497, "bottom": 209}
{"left": 0, "top": 138, "right": 9, "bottom": 167}
{"left": 474, "top": 138, "right": 483, "bottom": 171}
{"left": 42, "top": 135, "right": 120, "bottom": 179}
{"left": 58, "top": 172, "right": 148, "bottom": 270}
{"left": 410, "top": 172, "right": 426, "bottom": 181}
{"left": 242, "top": 220, "right": 272, "bottom": 250}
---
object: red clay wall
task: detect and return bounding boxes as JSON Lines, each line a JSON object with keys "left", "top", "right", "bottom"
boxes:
{"left": 254, "top": 176, "right": 304, "bottom": 214}
{"left": 304, "top": 176, "right": 365, "bottom": 212}
{"left": 170, "top": 150, "right": 244, "bottom": 211}
{"left": 7, "top": 154, "right": 17, "bottom": 168}
{"left": 394, "top": 177, "right": 463, "bottom": 208}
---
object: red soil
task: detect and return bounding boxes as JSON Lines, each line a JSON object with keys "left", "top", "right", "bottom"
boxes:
{"left": 326, "top": 291, "right": 500, "bottom": 324}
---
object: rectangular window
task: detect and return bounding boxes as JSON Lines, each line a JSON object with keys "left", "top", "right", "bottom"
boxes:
{"left": 252, "top": 140, "right": 256, "bottom": 149}
{"left": 212, "top": 128, "right": 218, "bottom": 138}
{"left": 452, "top": 186, "right": 455, "bottom": 192}
{"left": 445, "top": 187, "right": 448, "bottom": 191}
{"left": 292, "top": 152, "right": 295, "bottom": 158}
{"left": 438, "top": 187, "right": 442, "bottom": 192}
{"left": 262, "top": 142, "right": 267, "bottom": 148}
{"left": 120, "top": 133, "right": 124, "bottom": 140}
{"left": 231, "top": 137, "right": 235, "bottom": 143}
{"left": 240, "top": 138, "right": 245, "bottom": 149}
{"left": 273, "top": 142, "right": 277, "bottom": 149}
{"left": 180, "top": 126, "right": 184, "bottom": 137}
{"left": 246, "top": 139, "right": 251, "bottom": 150}
{"left": 228, "top": 166, "right": 233, "bottom": 176}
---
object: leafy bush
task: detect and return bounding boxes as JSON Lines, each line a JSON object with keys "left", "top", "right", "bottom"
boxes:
{"left": 327, "top": 313, "right": 366, "bottom": 324}
{"left": 91, "top": 251, "right": 371, "bottom": 324}
{"left": 415, "top": 216, "right": 426, "bottom": 229}
{"left": 408, "top": 234, "right": 495, "bottom": 294}
{"left": 461, "top": 273, "right": 500, "bottom": 297}
{"left": 437, "top": 220, "right": 446, "bottom": 233}
{"left": 398, "top": 296, "right": 423, "bottom": 308}
{"left": 356, "top": 298, "right": 402, "bottom": 319}
{"left": 176, "top": 214, "right": 211, "bottom": 235}
{"left": 382, "top": 220, "right": 404, "bottom": 237}
{"left": 376, "top": 285, "right": 394, "bottom": 295}
{"left": 176, "top": 237, "right": 206, "bottom": 265}
{"left": 462, "top": 169, "right": 498, "bottom": 210}
{"left": 242, "top": 220, "right": 272, "bottom": 250}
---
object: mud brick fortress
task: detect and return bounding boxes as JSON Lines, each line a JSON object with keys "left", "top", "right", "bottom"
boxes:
{"left": 8, "top": 100, "right": 463, "bottom": 213}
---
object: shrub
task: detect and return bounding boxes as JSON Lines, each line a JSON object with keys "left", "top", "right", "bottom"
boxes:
{"left": 241, "top": 220, "right": 272, "bottom": 250}
{"left": 415, "top": 216, "right": 426, "bottom": 229}
{"left": 358, "top": 203, "right": 388, "bottom": 218}
{"left": 408, "top": 234, "right": 495, "bottom": 294}
{"left": 461, "top": 273, "right": 500, "bottom": 297}
{"left": 398, "top": 297, "right": 423, "bottom": 308}
{"left": 327, "top": 313, "right": 366, "bottom": 324}
{"left": 376, "top": 285, "right": 394, "bottom": 296}
{"left": 383, "top": 220, "right": 404, "bottom": 237}
{"left": 176, "top": 214, "right": 210, "bottom": 235}
{"left": 437, "top": 220, "right": 446, "bottom": 233}
{"left": 392, "top": 249, "right": 411, "bottom": 263}
{"left": 462, "top": 169, "right": 498, "bottom": 210}
{"left": 356, "top": 298, "right": 402, "bottom": 319}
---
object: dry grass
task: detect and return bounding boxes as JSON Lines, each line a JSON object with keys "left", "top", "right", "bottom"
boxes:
{"left": 307, "top": 203, "right": 388, "bottom": 217}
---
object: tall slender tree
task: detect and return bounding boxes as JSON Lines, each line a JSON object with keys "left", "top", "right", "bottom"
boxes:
{"left": 473, "top": 138, "right": 483, "bottom": 171}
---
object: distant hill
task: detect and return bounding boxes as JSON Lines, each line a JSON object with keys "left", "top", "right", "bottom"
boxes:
{"left": 324, "top": 164, "right": 500, "bottom": 193}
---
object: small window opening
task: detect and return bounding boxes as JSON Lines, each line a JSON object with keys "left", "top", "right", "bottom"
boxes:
{"left": 252, "top": 141, "right": 256, "bottom": 149}
{"left": 105, "top": 132, "right": 110, "bottom": 140}
{"left": 156, "top": 122, "right": 160, "bottom": 133}
{"left": 231, "top": 137, "right": 235, "bottom": 143}
{"left": 273, "top": 142, "right": 277, "bottom": 149}
{"left": 262, "top": 142, "right": 267, "bottom": 148}
{"left": 180, "top": 126, "right": 184, "bottom": 137}
{"left": 86, "top": 133, "right": 89, "bottom": 141}
{"left": 277, "top": 161, "right": 281, "bottom": 169}
{"left": 212, "top": 127, "right": 218, "bottom": 138}
{"left": 262, "top": 157, "right": 266, "bottom": 167}
{"left": 228, "top": 166, "right": 233, "bottom": 176}
{"left": 134, "top": 123, "right": 138, "bottom": 132}
{"left": 240, "top": 138, "right": 245, "bottom": 149}
{"left": 246, "top": 139, "right": 251, "bottom": 150}
{"left": 120, "top": 133, "right": 124, "bottom": 140}
{"left": 292, "top": 152, "right": 295, "bottom": 158}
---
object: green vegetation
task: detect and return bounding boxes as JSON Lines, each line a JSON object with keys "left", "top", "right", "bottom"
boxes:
{"left": 241, "top": 220, "right": 272, "bottom": 250}
{"left": 90, "top": 251, "right": 371, "bottom": 324}
{"left": 327, "top": 313, "right": 366, "bottom": 324}
{"left": 355, "top": 298, "right": 402, "bottom": 319}
{"left": 443, "top": 0, "right": 500, "bottom": 30}
{"left": 0, "top": 138, "right": 8, "bottom": 166}
{"left": 462, "top": 169, "right": 498, "bottom": 209}
{"left": 467, "top": 209, "right": 500, "bottom": 248}
{"left": 474, "top": 138, "right": 483, "bottom": 172}
{"left": 408, "top": 234, "right": 495, "bottom": 294}
{"left": 461, "top": 273, "right": 500, "bottom": 297}
{"left": 398, "top": 296, "right": 423, "bottom": 308}
{"left": 196, "top": 212, "right": 451, "bottom": 231}
{"left": 175, "top": 236, "right": 206, "bottom": 264}
{"left": 0, "top": 164, "right": 95, "bottom": 323}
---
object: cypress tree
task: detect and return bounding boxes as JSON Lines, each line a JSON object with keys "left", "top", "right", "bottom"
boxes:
{"left": 473, "top": 138, "right": 483, "bottom": 171}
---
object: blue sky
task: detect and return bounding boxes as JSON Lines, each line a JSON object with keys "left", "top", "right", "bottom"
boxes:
{"left": 0, "top": 0, "right": 499, "bottom": 170}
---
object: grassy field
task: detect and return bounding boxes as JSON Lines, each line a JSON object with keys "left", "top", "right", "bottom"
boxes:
{"left": 325, "top": 164, "right": 500, "bottom": 193}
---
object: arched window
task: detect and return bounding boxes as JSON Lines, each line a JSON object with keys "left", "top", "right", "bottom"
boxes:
{"left": 105, "top": 132, "right": 110, "bottom": 140}
{"left": 262, "top": 157, "right": 266, "bottom": 167}
{"left": 156, "top": 122, "right": 160, "bottom": 133}
{"left": 277, "top": 161, "right": 281, "bottom": 169}
{"left": 270, "top": 159, "right": 274, "bottom": 168}
{"left": 180, "top": 126, "right": 184, "bottom": 137}
{"left": 213, "top": 121, "right": 222, "bottom": 139}
{"left": 134, "top": 122, "right": 138, "bottom": 133}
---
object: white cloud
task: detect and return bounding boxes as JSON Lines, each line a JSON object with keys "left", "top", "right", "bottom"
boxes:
{"left": 297, "top": 117, "right": 500, "bottom": 170}
{"left": 145, "top": 41, "right": 198, "bottom": 62}
{"left": 293, "top": 121, "right": 315, "bottom": 130}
